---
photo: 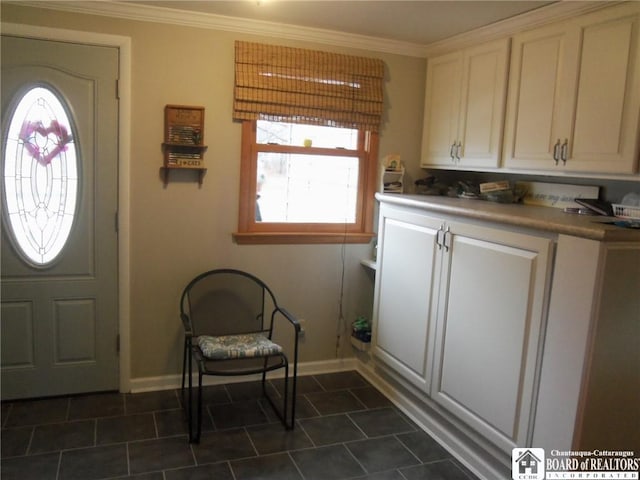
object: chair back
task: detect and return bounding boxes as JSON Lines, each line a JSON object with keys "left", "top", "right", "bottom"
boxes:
{"left": 181, "top": 269, "right": 277, "bottom": 337}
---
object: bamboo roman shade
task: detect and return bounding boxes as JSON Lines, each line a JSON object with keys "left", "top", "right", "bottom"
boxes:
{"left": 234, "top": 41, "right": 385, "bottom": 131}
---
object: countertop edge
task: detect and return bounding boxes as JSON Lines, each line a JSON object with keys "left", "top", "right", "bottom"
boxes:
{"left": 375, "top": 193, "right": 640, "bottom": 242}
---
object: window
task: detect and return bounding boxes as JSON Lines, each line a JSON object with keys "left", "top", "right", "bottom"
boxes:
{"left": 2, "top": 86, "right": 78, "bottom": 265}
{"left": 234, "top": 120, "right": 378, "bottom": 244}
{"left": 256, "top": 121, "right": 358, "bottom": 223}
{"left": 232, "top": 41, "right": 384, "bottom": 244}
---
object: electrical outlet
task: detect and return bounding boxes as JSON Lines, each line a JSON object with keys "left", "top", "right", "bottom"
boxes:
{"left": 298, "top": 318, "right": 306, "bottom": 338}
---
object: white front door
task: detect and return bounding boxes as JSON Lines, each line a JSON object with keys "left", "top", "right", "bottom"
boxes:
{"left": 1, "top": 35, "right": 120, "bottom": 400}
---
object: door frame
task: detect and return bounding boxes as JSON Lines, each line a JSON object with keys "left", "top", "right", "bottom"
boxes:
{"left": 1, "top": 22, "right": 132, "bottom": 393}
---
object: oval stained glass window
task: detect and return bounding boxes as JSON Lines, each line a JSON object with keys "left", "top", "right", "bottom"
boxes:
{"left": 3, "top": 86, "right": 78, "bottom": 266}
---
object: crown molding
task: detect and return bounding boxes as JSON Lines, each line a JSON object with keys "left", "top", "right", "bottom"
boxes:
{"left": 9, "top": 0, "right": 427, "bottom": 57}
{"left": 6, "top": 1, "right": 626, "bottom": 59}
{"left": 422, "top": 1, "right": 624, "bottom": 57}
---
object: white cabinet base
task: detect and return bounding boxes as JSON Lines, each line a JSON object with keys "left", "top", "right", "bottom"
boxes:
{"left": 372, "top": 200, "right": 553, "bottom": 456}
{"left": 431, "top": 229, "right": 552, "bottom": 453}
{"left": 370, "top": 195, "right": 639, "bottom": 479}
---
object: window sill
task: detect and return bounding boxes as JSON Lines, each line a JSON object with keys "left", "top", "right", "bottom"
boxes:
{"left": 233, "top": 232, "right": 375, "bottom": 245}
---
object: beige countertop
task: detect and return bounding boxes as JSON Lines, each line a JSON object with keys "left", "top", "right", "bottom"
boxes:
{"left": 376, "top": 193, "right": 640, "bottom": 242}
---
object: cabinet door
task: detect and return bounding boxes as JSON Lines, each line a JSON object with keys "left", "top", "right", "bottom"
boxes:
{"left": 430, "top": 223, "right": 552, "bottom": 453}
{"left": 421, "top": 40, "right": 509, "bottom": 169}
{"left": 504, "top": 3, "right": 640, "bottom": 174}
{"left": 457, "top": 38, "right": 509, "bottom": 168}
{"left": 503, "top": 22, "right": 580, "bottom": 170}
{"left": 569, "top": 9, "right": 640, "bottom": 173}
{"left": 421, "top": 51, "right": 462, "bottom": 167}
{"left": 372, "top": 205, "right": 442, "bottom": 392}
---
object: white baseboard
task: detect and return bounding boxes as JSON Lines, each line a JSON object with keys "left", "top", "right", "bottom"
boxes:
{"left": 129, "top": 355, "right": 507, "bottom": 480}
{"left": 128, "top": 357, "right": 359, "bottom": 393}
{"left": 353, "top": 361, "right": 510, "bottom": 480}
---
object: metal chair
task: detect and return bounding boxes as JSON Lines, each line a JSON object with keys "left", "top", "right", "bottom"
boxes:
{"left": 180, "top": 269, "right": 300, "bottom": 443}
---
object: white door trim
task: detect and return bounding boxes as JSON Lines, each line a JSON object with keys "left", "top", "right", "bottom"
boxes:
{"left": 1, "top": 22, "right": 132, "bottom": 394}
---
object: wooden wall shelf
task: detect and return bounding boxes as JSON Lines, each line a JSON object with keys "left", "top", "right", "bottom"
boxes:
{"left": 161, "top": 104, "right": 207, "bottom": 186}
{"left": 160, "top": 166, "right": 207, "bottom": 187}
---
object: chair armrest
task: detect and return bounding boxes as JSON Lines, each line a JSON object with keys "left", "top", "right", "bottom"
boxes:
{"left": 274, "top": 306, "right": 301, "bottom": 333}
{"left": 181, "top": 312, "right": 193, "bottom": 337}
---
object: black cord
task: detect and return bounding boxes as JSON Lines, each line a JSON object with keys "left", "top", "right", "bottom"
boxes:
{"left": 336, "top": 236, "right": 347, "bottom": 358}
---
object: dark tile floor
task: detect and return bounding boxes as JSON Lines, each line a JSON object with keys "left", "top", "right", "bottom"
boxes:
{"left": 1, "top": 371, "right": 480, "bottom": 480}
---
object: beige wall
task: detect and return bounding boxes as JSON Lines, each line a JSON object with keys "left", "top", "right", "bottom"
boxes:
{"left": 2, "top": 4, "right": 426, "bottom": 380}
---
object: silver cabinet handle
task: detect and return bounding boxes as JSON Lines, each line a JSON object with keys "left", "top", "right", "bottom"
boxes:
{"left": 455, "top": 141, "right": 462, "bottom": 162}
{"left": 553, "top": 139, "right": 561, "bottom": 165}
{"left": 560, "top": 139, "right": 568, "bottom": 165}
{"left": 449, "top": 142, "right": 456, "bottom": 162}
{"left": 436, "top": 224, "right": 445, "bottom": 249}
{"left": 443, "top": 226, "right": 451, "bottom": 252}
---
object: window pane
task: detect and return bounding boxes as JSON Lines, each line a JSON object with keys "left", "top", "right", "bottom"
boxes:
{"left": 2, "top": 86, "right": 78, "bottom": 266}
{"left": 257, "top": 120, "right": 358, "bottom": 149}
{"left": 257, "top": 152, "right": 359, "bottom": 223}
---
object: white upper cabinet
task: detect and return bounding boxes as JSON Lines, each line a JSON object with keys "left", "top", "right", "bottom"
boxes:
{"left": 421, "top": 38, "right": 510, "bottom": 169}
{"left": 503, "top": 3, "right": 640, "bottom": 174}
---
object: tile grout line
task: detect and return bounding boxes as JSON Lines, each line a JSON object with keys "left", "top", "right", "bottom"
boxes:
{"left": 242, "top": 425, "right": 260, "bottom": 457}
{"left": 341, "top": 439, "right": 370, "bottom": 477}
{"left": 286, "top": 450, "right": 307, "bottom": 480}
{"left": 188, "top": 438, "right": 198, "bottom": 467}
{"left": 301, "top": 392, "right": 322, "bottom": 417}
{"left": 255, "top": 395, "right": 272, "bottom": 423}
{"left": 398, "top": 468, "right": 411, "bottom": 480}
{"left": 393, "top": 432, "right": 423, "bottom": 465}
{"left": 125, "top": 442, "right": 131, "bottom": 478}
{"left": 151, "top": 411, "right": 159, "bottom": 439}
{"left": 345, "top": 411, "right": 369, "bottom": 440}
{"left": 346, "top": 387, "right": 369, "bottom": 411}
{"left": 1, "top": 373, "right": 482, "bottom": 480}
{"left": 24, "top": 425, "right": 36, "bottom": 456}
{"left": 227, "top": 460, "right": 238, "bottom": 480}
{"left": 55, "top": 450, "right": 62, "bottom": 480}
{"left": 296, "top": 418, "right": 318, "bottom": 449}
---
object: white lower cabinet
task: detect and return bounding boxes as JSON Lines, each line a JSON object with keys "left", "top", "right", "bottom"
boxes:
{"left": 372, "top": 205, "right": 442, "bottom": 392}
{"left": 372, "top": 202, "right": 553, "bottom": 454}
{"left": 429, "top": 222, "right": 552, "bottom": 453}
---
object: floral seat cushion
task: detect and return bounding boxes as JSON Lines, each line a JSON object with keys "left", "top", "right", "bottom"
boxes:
{"left": 196, "top": 333, "right": 283, "bottom": 360}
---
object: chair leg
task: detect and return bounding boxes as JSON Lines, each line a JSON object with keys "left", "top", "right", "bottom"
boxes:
{"left": 187, "top": 348, "right": 194, "bottom": 443}
{"left": 179, "top": 341, "right": 185, "bottom": 419}
{"left": 181, "top": 340, "right": 189, "bottom": 413}
{"left": 289, "top": 330, "right": 299, "bottom": 430}
{"left": 195, "top": 371, "right": 203, "bottom": 443}
{"left": 283, "top": 362, "right": 290, "bottom": 429}
{"left": 181, "top": 339, "right": 188, "bottom": 393}
{"left": 290, "top": 359, "right": 297, "bottom": 430}
{"left": 261, "top": 359, "right": 268, "bottom": 395}
{"left": 261, "top": 359, "right": 297, "bottom": 430}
